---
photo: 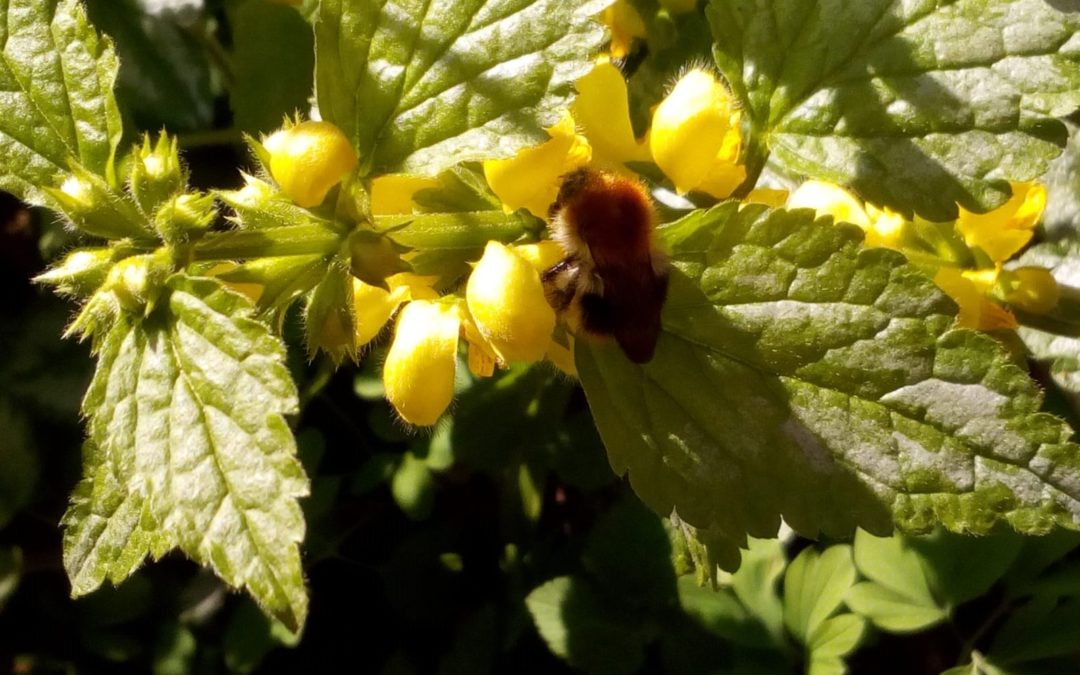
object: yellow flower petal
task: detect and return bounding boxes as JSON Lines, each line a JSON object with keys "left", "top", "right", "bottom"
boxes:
{"left": 696, "top": 160, "right": 747, "bottom": 200}
{"left": 483, "top": 112, "right": 592, "bottom": 218}
{"left": 513, "top": 241, "right": 565, "bottom": 272}
{"left": 352, "top": 273, "right": 439, "bottom": 347}
{"left": 466, "top": 241, "right": 556, "bottom": 363}
{"left": 370, "top": 174, "right": 442, "bottom": 215}
{"left": 934, "top": 267, "right": 1017, "bottom": 331}
{"left": 956, "top": 182, "right": 1046, "bottom": 262}
{"left": 263, "top": 120, "right": 357, "bottom": 208}
{"left": 864, "top": 204, "right": 907, "bottom": 249}
{"left": 743, "top": 188, "right": 789, "bottom": 208}
{"left": 384, "top": 300, "right": 461, "bottom": 426}
{"left": 787, "top": 180, "right": 871, "bottom": 229}
{"left": 601, "top": 0, "right": 646, "bottom": 59}
{"left": 650, "top": 69, "right": 735, "bottom": 194}
{"left": 572, "top": 61, "right": 650, "bottom": 170}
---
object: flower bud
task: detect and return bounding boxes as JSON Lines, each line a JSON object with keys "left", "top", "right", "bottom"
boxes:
{"left": 102, "top": 251, "right": 171, "bottom": 314}
{"left": 129, "top": 133, "right": 184, "bottom": 214}
{"left": 46, "top": 169, "right": 149, "bottom": 240}
{"left": 384, "top": 300, "right": 461, "bottom": 426}
{"left": 34, "top": 248, "right": 117, "bottom": 297}
{"left": 650, "top": 69, "right": 737, "bottom": 194}
{"left": 263, "top": 120, "right": 358, "bottom": 208}
{"left": 154, "top": 192, "right": 216, "bottom": 243}
{"left": 1000, "top": 267, "right": 1060, "bottom": 314}
{"left": 466, "top": 242, "right": 555, "bottom": 363}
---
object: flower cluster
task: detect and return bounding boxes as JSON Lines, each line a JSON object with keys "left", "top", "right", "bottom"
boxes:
{"left": 786, "top": 180, "right": 1059, "bottom": 331}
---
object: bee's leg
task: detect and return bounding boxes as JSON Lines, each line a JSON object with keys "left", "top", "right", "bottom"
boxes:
{"left": 542, "top": 258, "right": 579, "bottom": 312}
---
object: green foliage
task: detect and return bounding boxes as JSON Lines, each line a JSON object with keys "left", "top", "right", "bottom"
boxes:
{"left": 4, "top": 0, "right": 1080, "bottom": 671}
{"left": 315, "top": 0, "right": 612, "bottom": 176}
{"left": 0, "top": 0, "right": 122, "bottom": 203}
{"left": 579, "top": 203, "right": 1080, "bottom": 555}
{"left": 63, "top": 276, "right": 309, "bottom": 631}
{"left": 708, "top": 0, "right": 1080, "bottom": 220}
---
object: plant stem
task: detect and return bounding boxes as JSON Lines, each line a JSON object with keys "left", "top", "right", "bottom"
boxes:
{"left": 193, "top": 224, "right": 343, "bottom": 261}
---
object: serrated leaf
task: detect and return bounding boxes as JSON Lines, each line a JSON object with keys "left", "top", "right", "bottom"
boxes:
{"left": 845, "top": 529, "right": 948, "bottom": 633}
{"left": 315, "top": 0, "right": 611, "bottom": 177}
{"left": 1017, "top": 237, "right": 1080, "bottom": 397}
{"left": 783, "top": 545, "right": 857, "bottom": 645}
{"left": 578, "top": 204, "right": 1080, "bottom": 558}
{"left": 64, "top": 276, "right": 309, "bottom": 631}
{"left": 525, "top": 576, "right": 647, "bottom": 675}
{"left": 0, "top": 0, "right": 122, "bottom": 202}
{"left": 707, "top": 0, "right": 1080, "bottom": 220}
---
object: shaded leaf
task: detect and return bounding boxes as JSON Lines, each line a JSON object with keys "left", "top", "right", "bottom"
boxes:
{"left": 708, "top": 0, "right": 1080, "bottom": 219}
{"left": 578, "top": 204, "right": 1080, "bottom": 558}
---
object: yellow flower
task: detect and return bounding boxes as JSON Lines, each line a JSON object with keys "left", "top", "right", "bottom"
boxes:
{"left": 370, "top": 174, "right": 442, "bottom": 215}
{"left": 934, "top": 267, "right": 1018, "bottom": 331}
{"left": 571, "top": 60, "right": 650, "bottom": 171}
{"left": 999, "top": 267, "right": 1060, "bottom": 315}
{"left": 787, "top": 180, "right": 906, "bottom": 248}
{"left": 743, "top": 188, "right": 789, "bottom": 208}
{"left": 600, "top": 0, "right": 646, "bottom": 59}
{"left": 956, "top": 182, "right": 1046, "bottom": 263}
{"left": 383, "top": 300, "right": 461, "bottom": 426}
{"left": 352, "top": 273, "right": 439, "bottom": 347}
{"left": 650, "top": 68, "right": 742, "bottom": 196}
{"left": 263, "top": 120, "right": 358, "bottom": 208}
{"left": 466, "top": 242, "right": 556, "bottom": 363}
{"left": 483, "top": 112, "right": 592, "bottom": 218}
{"left": 788, "top": 180, "right": 872, "bottom": 228}
{"left": 511, "top": 240, "right": 565, "bottom": 272}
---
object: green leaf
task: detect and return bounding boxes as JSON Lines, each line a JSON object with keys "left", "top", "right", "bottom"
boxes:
{"left": 228, "top": 0, "right": 315, "bottom": 134}
{"left": 577, "top": 204, "right": 1080, "bottom": 556}
{"left": 63, "top": 276, "right": 309, "bottom": 631}
{"left": 84, "top": 0, "right": 214, "bottom": 132}
{"left": 707, "top": 0, "right": 1080, "bottom": 220}
{"left": 989, "top": 594, "right": 1080, "bottom": 666}
{"left": 845, "top": 529, "right": 947, "bottom": 633}
{"left": 525, "top": 576, "right": 648, "bottom": 675}
{"left": 0, "top": 0, "right": 122, "bottom": 202}
{"left": 0, "top": 400, "right": 37, "bottom": 528}
{"left": 1042, "top": 121, "right": 1080, "bottom": 240}
{"left": 583, "top": 495, "right": 678, "bottom": 610}
{"left": 783, "top": 545, "right": 857, "bottom": 645}
{"left": 729, "top": 536, "right": 787, "bottom": 646}
{"left": 1017, "top": 237, "right": 1080, "bottom": 397}
{"left": 677, "top": 576, "right": 775, "bottom": 649}
{"left": 315, "top": 0, "right": 611, "bottom": 176}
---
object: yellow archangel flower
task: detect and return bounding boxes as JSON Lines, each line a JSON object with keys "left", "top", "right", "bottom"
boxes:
{"left": 649, "top": 68, "right": 746, "bottom": 198}
{"left": 483, "top": 112, "right": 592, "bottom": 219}
{"left": 263, "top": 120, "right": 358, "bottom": 208}
{"left": 933, "top": 268, "right": 1019, "bottom": 332}
{"left": 383, "top": 300, "right": 462, "bottom": 427}
{"left": 956, "top": 182, "right": 1046, "bottom": 263}
{"left": 600, "top": 0, "right": 647, "bottom": 59}
{"left": 466, "top": 241, "right": 557, "bottom": 364}
{"left": 787, "top": 180, "right": 906, "bottom": 248}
